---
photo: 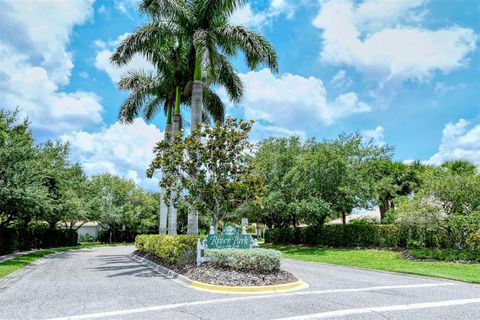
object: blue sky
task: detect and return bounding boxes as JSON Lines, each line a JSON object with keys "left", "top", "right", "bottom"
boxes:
{"left": 1, "top": 0, "right": 479, "bottom": 190}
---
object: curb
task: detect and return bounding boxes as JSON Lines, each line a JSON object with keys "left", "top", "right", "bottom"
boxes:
{"left": 190, "top": 278, "right": 309, "bottom": 294}
{"left": 129, "top": 253, "right": 192, "bottom": 287}
{"left": 129, "top": 252, "right": 309, "bottom": 294}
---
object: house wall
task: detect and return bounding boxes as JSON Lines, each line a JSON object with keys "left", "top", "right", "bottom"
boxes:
{"left": 77, "top": 225, "right": 100, "bottom": 240}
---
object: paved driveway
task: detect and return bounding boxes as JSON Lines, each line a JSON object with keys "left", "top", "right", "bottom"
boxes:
{"left": 0, "top": 246, "right": 478, "bottom": 320}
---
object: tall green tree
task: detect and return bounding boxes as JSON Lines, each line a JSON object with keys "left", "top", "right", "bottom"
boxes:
{"left": 441, "top": 160, "right": 477, "bottom": 175}
{"left": 148, "top": 118, "right": 262, "bottom": 231}
{"left": 0, "top": 109, "right": 47, "bottom": 228}
{"left": 137, "top": 0, "right": 277, "bottom": 130}
{"left": 127, "top": 0, "right": 278, "bottom": 234}
{"left": 373, "top": 160, "right": 421, "bottom": 221}
{"left": 89, "top": 173, "right": 159, "bottom": 241}
{"left": 252, "top": 137, "right": 305, "bottom": 228}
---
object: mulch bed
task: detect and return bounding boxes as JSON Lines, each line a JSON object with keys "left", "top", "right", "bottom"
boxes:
{"left": 401, "top": 250, "right": 479, "bottom": 264}
{"left": 133, "top": 250, "right": 298, "bottom": 286}
{"left": 184, "top": 264, "right": 298, "bottom": 286}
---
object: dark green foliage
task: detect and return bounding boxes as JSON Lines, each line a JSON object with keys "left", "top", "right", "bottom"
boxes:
{"left": 135, "top": 234, "right": 197, "bottom": 267}
{"left": 148, "top": 118, "right": 261, "bottom": 231}
{"left": 205, "top": 248, "right": 281, "bottom": 274}
{"left": 265, "top": 224, "right": 452, "bottom": 249}
{"left": 0, "top": 225, "right": 78, "bottom": 255}
{"left": 250, "top": 134, "right": 392, "bottom": 228}
{"left": 98, "top": 229, "right": 138, "bottom": 244}
{"left": 466, "top": 231, "right": 480, "bottom": 250}
{"left": 0, "top": 108, "right": 159, "bottom": 253}
{"left": 409, "top": 248, "right": 480, "bottom": 262}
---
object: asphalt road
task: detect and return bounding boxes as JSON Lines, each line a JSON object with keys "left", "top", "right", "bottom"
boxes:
{"left": 0, "top": 246, "right": 479, "bottom": 320}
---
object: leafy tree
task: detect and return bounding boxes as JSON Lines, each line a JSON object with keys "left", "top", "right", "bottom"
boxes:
{"left": 0, "top": 109, "right": 47, "bottom": 228}
{"left": 441, "top": 160, "right": 477, "bottom": 175}
{"left": 423, "top": 166, "right": 480, "bottom": 215}
{"left": 148, "top": 118, "right": 262, "bottom": 231}
{"left": 36, "top": 141, "right": 77, "bottom": 228}
{"left": 393, "top": 163, "right": 480, "bottom": 249}
{"left": 251, "top": 137, "right": 305, "bottom": 227}
{"left": 373, "top": 160, "right": 421, "bottom": 221}
{"left": 289, "top": 133, "right": 391, "bottom": 225}
{"left": 133, "top": 0, "right": 277, "bottom": 130}
{"left": 60, "top": 167, "right": 98, "bottom": 231}
{"left": 89, "top": 173, "right": 159, "bottom": 240}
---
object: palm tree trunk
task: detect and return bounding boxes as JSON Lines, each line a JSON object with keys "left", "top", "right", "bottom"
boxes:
{"left": 168, "top": 89, "right": 182, "bottom": 236}
{"left": 187, "top": 54, "right": 203, "bottom": 235}
{"left": 172, "top": 86, "right": 182, "bottom": 134}
{"left": 191, "top": 55, "right": 203, "bottom": 131}
{"left": 159, "top": 105, "right": 173, "bottom": 235}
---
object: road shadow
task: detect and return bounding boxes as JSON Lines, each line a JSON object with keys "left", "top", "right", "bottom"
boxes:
{"left": 91, "top": 254, "right": 168, "bottom": 278}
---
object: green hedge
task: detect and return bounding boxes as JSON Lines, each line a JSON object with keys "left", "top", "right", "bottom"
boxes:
{"left": 0, "top": 225, "right": 78, "bottom": 255}
{"left": 408, "top": 248, "right": 480, "bottom": 262}
{"left": 135, "top": 234, "right": 197, "bottom": 266}
{"left": 264, "top": 224, "right": 448, "bottom": 248}
{"left": 205, "top": 248, "right": 281, "bottom": 273}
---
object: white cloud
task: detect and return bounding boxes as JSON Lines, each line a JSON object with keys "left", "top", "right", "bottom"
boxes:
{"left": 0, "top": 0, "right": 103, "bottom": 136}
{"left": 313, "top": 0, "right": 477, "bottom": 82}
{"left": 230, "top": 0, "right": 296, "bottom": 29}
{"left": 362, "top": 126, "right": 385, "bottom": 146}
{"left": 330, "top": 70, "right": 352, "bottom": 89}
{"left": 434, "top": 82, "right": 467, "bottom": 95}
{"left": 428, "top": 119, "right": 480, "bottom": 167}
{"left": 111, "top": 0, "right": 140, "bottom": 18}
{"left": 250, "top": 122, "right": 306, "bottom": 142}
{"left": 231, "top": 69, "right": 370, "bottom": 132}
{"left": 0, "top": 0, "right": 94, "bottom": 85}
{"left": 94, "top": 33, "right": 155, "bottom": 85}
{"left": 62, "top": 118, "right": 164, "bottom": 190}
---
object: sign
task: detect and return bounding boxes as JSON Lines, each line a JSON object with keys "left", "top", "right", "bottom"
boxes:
{"left": 204, "top": 224, "right": 255, "bottom": 249}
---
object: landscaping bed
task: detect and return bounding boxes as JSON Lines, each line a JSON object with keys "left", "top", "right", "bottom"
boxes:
{"left": 133, "top": 248, "right": 298, "bottom": 286}
{"left": 403, "top": 248, "right": 479, "bottom": 264}
{"left": 134, "top": 235, "right": 300, "bottom": 287}
{"left": 185, "top": 265, "right": 297, "bottom": 286}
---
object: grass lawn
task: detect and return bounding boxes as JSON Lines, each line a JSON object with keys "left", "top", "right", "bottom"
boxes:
{"left": 265, "top": 245, "right": 480, "bottom": 284}
{"left": 0, "top": 242, "right": 132, "bottom": 279}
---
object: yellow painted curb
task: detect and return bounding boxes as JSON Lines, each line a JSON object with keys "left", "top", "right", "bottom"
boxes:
{"left": 190, "top": 278, "right": 309, "bottom": 294}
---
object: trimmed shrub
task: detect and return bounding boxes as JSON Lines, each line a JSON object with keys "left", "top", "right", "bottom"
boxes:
{"left": 264, "top": 224, "right": 448, "bottom": 249}
{"left": 409, "top": 248, "right": 480, "bottom": 262}
{"left": 466, "top": 231, "right": 480, "bottom": 250}
{"left": 134, "top": 234, "right": 197, "bottom": 267}
{"left": 0, "top": 225, "right": 78, "bottom": 255}
{"left": 205, "top": 248, "right": 281, "bottom": 274}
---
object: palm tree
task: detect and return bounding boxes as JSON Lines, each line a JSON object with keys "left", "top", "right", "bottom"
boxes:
{"left": 138, "top": 0, "right": 278, "bottom": 234}
{"left": 113, "top": 41, "right": 233, "bottom": 235}
{"left": 138, "top": 0, "right": 278, "bottom": 130}
{"left": 114, "top": 0, "right": 278, "bottom": 234}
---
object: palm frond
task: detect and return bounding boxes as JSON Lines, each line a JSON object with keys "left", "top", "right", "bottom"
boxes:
{"left": 118, "top": 90, "right": 150, "bottom": 123}
{"left": 118, "top": 70, "right": 158, "bottom": 91}
{"left": 217, "top": 25, "right": 278, "bottom": 72}
{"left": 211, "top": 54, "right": 244, "bottom": 103}
{"left": 195, "top": 0, "right": 247, "bottom": 22}
{"left": 143, "top": 96, "right": 164, "bottom": 121}
{"left": 203, "top": 86, "right": 225, "bottom": 122}
{"left": 140, "top": 0, "right": 192, "bottom": 22}
{"left": 110, "top": 21, "right": 178, "bottom": 66}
